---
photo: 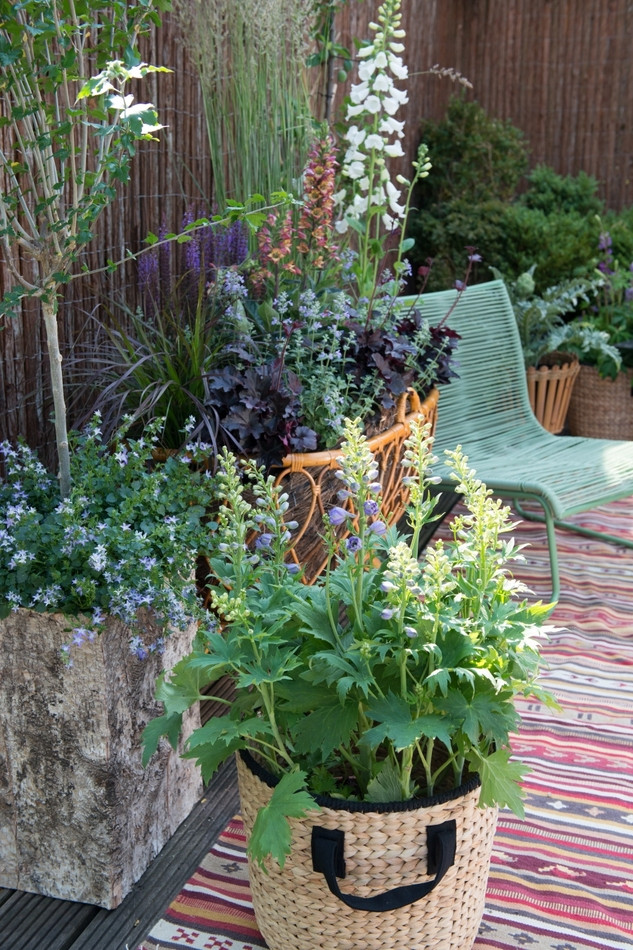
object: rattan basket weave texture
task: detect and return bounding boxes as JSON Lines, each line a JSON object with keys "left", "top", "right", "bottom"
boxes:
{"left": 526, "top": 352, "right": 580, "bottom": 434}
{"left": 273, "top": 386, "right": 438, "bottom": 583}
{"left": 236, "top": 751, "right": 498, "bottom": 950}
{"left": 567, "top": 364, "right": 633, "bottom": 440}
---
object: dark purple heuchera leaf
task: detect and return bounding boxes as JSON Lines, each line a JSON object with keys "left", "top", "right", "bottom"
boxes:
{"left": 206, "top": 362, "right": 317, "bottom": 466}
{"left": 292, "top": 426, "right": 318, "bottom": 452}
{"left": 206, "top": 365, "right": 239, "bottom": 393}
{"left": 343, "top": 303, "right": 460, "bottom": 408}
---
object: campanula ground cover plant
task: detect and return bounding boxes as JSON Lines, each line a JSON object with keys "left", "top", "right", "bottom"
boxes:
{"left": 0, "top": 415, "right": 215, "bottom": 663}
{"left": 143, "top": 418, "right": 554, "bottom": 867}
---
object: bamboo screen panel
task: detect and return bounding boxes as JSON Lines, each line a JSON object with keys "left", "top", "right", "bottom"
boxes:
{"left": 2, "top": 1, "right": 633, "bottom": 457}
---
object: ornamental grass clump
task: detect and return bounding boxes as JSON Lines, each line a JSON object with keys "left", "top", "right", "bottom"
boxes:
{"left": 71, "top": 215, "right": 251, "bottom": 449}
{"left": 144, "top": 418, "right": 554, "bottom": 868}
{"left": 0, "top": 416, "right": 216, "bottom": 663}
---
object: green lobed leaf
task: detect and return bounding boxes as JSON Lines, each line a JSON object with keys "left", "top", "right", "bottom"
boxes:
{"left": 183, "top": 735, "right": 243, "bottom": 784}
{"left": 362, "top": 692, "right": 453, "bottom": 750}
{"left": 141, "top": 711, "right": 183, "bottom": 766}
{"left": 437, "top": 685, "right": 519, "bottom": 745}
{"left": 469, "top": 747, "right": 528, "bottom": 817}
{"left": 248, "top": 770, "right": 317, "bottom": 869}
{"left": 291, "top": 698, "right": 358, "bottom": 759}
{"left": 155, "top": 663, "right": 212, "bottom": 715}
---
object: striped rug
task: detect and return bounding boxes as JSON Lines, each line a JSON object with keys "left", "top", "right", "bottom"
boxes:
{"left": 139, "top": 498, "right": 633, "bottom": 950}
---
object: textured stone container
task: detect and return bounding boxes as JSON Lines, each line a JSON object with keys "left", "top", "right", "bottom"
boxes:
{"left": 0, "top": 609, "right": 202, "bottom": 908}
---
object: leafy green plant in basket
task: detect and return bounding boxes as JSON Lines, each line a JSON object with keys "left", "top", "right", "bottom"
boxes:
{"left": 489, "top": 264, "right": 602, "bottom": 368}
{"left": 581, "top": 229, "right": 633, "bottom": 370}
{"left": 143, "top": 418, "right": 555, "bottom": 868}
{"left": 547, "top": 228, "right": 633, "bottom": 381}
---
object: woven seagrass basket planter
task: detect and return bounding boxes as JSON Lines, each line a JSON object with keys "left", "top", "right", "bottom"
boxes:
{"left": 236, "top": 751, "right": 498, "bottom": 950}
{"left": 272, "top": 386, "right": 438, "bottom": 583}
{"left": 567, "top": 364, "right": 633, "bottom": 440}
{"left": 526, "top": 351, "right": 580, "bottom": 434}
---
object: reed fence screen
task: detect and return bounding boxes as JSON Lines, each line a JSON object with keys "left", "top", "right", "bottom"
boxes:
{"left": 2, "top": 0, "right": 632, "bottom": 458}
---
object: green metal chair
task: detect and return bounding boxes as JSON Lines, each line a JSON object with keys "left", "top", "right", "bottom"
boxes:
{"left": 401, "top": 279, "right": 633, "bottom": 601}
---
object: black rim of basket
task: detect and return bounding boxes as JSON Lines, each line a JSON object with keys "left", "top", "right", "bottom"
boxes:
{"left": 239, "top": 748, "right": 481, "bottom": 814}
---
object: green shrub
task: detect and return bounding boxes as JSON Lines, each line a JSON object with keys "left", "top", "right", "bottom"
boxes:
{"left": 405, "top": 97, "right": 615, "bottom": 293}
{"left": 519, "top": 165, "right": 604, "bottom": 217}
{"left": 494, "top": 205, "right": 599, "bottom": 290}
{"left": 415, "top": 95, "right": 529, "bottom": 205}
{"left": 407, "top": 199, "right": 599, "bottom": 294}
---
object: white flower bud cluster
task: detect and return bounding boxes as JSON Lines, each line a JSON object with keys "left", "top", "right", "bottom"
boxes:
{"left": 335, "top": 0, "right": 410, "bottom": 234}
{"left": 382, "top": 541, "right": 423, "bottom": 599}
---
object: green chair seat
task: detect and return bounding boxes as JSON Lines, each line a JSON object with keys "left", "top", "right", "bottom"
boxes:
{"left": 400, "top": 280, "right": 633, "bottom": 600}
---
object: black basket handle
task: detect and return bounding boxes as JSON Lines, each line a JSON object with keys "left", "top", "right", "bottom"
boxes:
{"left": 311, "top": 818, "right": 457, "bottom": 912}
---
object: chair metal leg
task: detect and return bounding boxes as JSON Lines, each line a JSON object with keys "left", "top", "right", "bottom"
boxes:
{"left": 515, "top": 497, "right": 633, "bottom": 603}
{"left": 513, "top": 499, "right": 560, "bottom": 603}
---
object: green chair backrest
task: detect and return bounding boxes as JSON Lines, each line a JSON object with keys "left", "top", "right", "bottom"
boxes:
{"left": 399, "top": 280, "right": 541, "bottom": 456}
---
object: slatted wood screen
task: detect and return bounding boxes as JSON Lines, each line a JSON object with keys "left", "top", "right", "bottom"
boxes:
{"left": 2, "top": 1, "right": 632, "bottom": 458}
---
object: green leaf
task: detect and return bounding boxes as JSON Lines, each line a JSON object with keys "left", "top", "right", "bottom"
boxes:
{"left": 400, "top": 237, "right": 415, "bottom": 252}
{"left": 155, "top": 664, "right": 208, "bottom": 715}
{"left": 248, "top": 770, "right": 317, "bottom": 868}
{"left": 363, "top": 693, "right": 453, "bottom": 750}
{"left": 345, "top": 215, "right": 366, "bottom": 236}
{"left": 0, "top": 38, "right": 21, "bottom": 68}
{"left": 437, "top": 686, "right": 518, "bottom": 745}
{"left": 366, "top": 759, "right": 404, "bottom": 803}
{"left": 184, "top": 734, "right": 242, "bottom": 783}
{"left": 141, "top": 711, "right": 183, "bottom": 766}
{"left": 183, "top": 716, "right": 271, "bottom": 783}
{"left": 468, "top": 748, "right": 528, "bottom": 817}
{"left": 237, "top": 645, "right": 300, "bottom": 688}
{"left": 186, "top": 715, "right": 266, "bottom": 751}
{"left": 437, "top": 627, "right": 475, "bottom": 668}
{"left": 293, "top": 588, "right": 338, "bottom": 644}
{"left": 291, "top": 698, "right": 358, "bottom": 759}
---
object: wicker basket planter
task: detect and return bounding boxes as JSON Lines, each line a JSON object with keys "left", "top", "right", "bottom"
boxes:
{"left": 271, "top": 386, "right": 438, "bottom": 582}
{"left": 237, "top": 751, "right": 497, "bottom": 950}
{"left": 567, "top": 364, "right": 633, "bottom": 440}
{"left": 0, "top": 609, "right": 202, "bottom": 908}
{"left": 526, "top": 351, "right": 580, "bottom": 434}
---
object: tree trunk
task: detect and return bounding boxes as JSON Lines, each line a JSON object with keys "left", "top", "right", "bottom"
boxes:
{"left": 41, "top": 294, "right": 71, "bottom": 496}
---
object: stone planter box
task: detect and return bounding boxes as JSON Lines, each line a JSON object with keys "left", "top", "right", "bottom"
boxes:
{"left": 0, "top": 609, "right": 202, "bottom": 908}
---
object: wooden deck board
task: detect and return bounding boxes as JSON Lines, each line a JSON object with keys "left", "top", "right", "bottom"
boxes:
{"left": 1, "top": 757, "right": 239, "bottom": 950}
